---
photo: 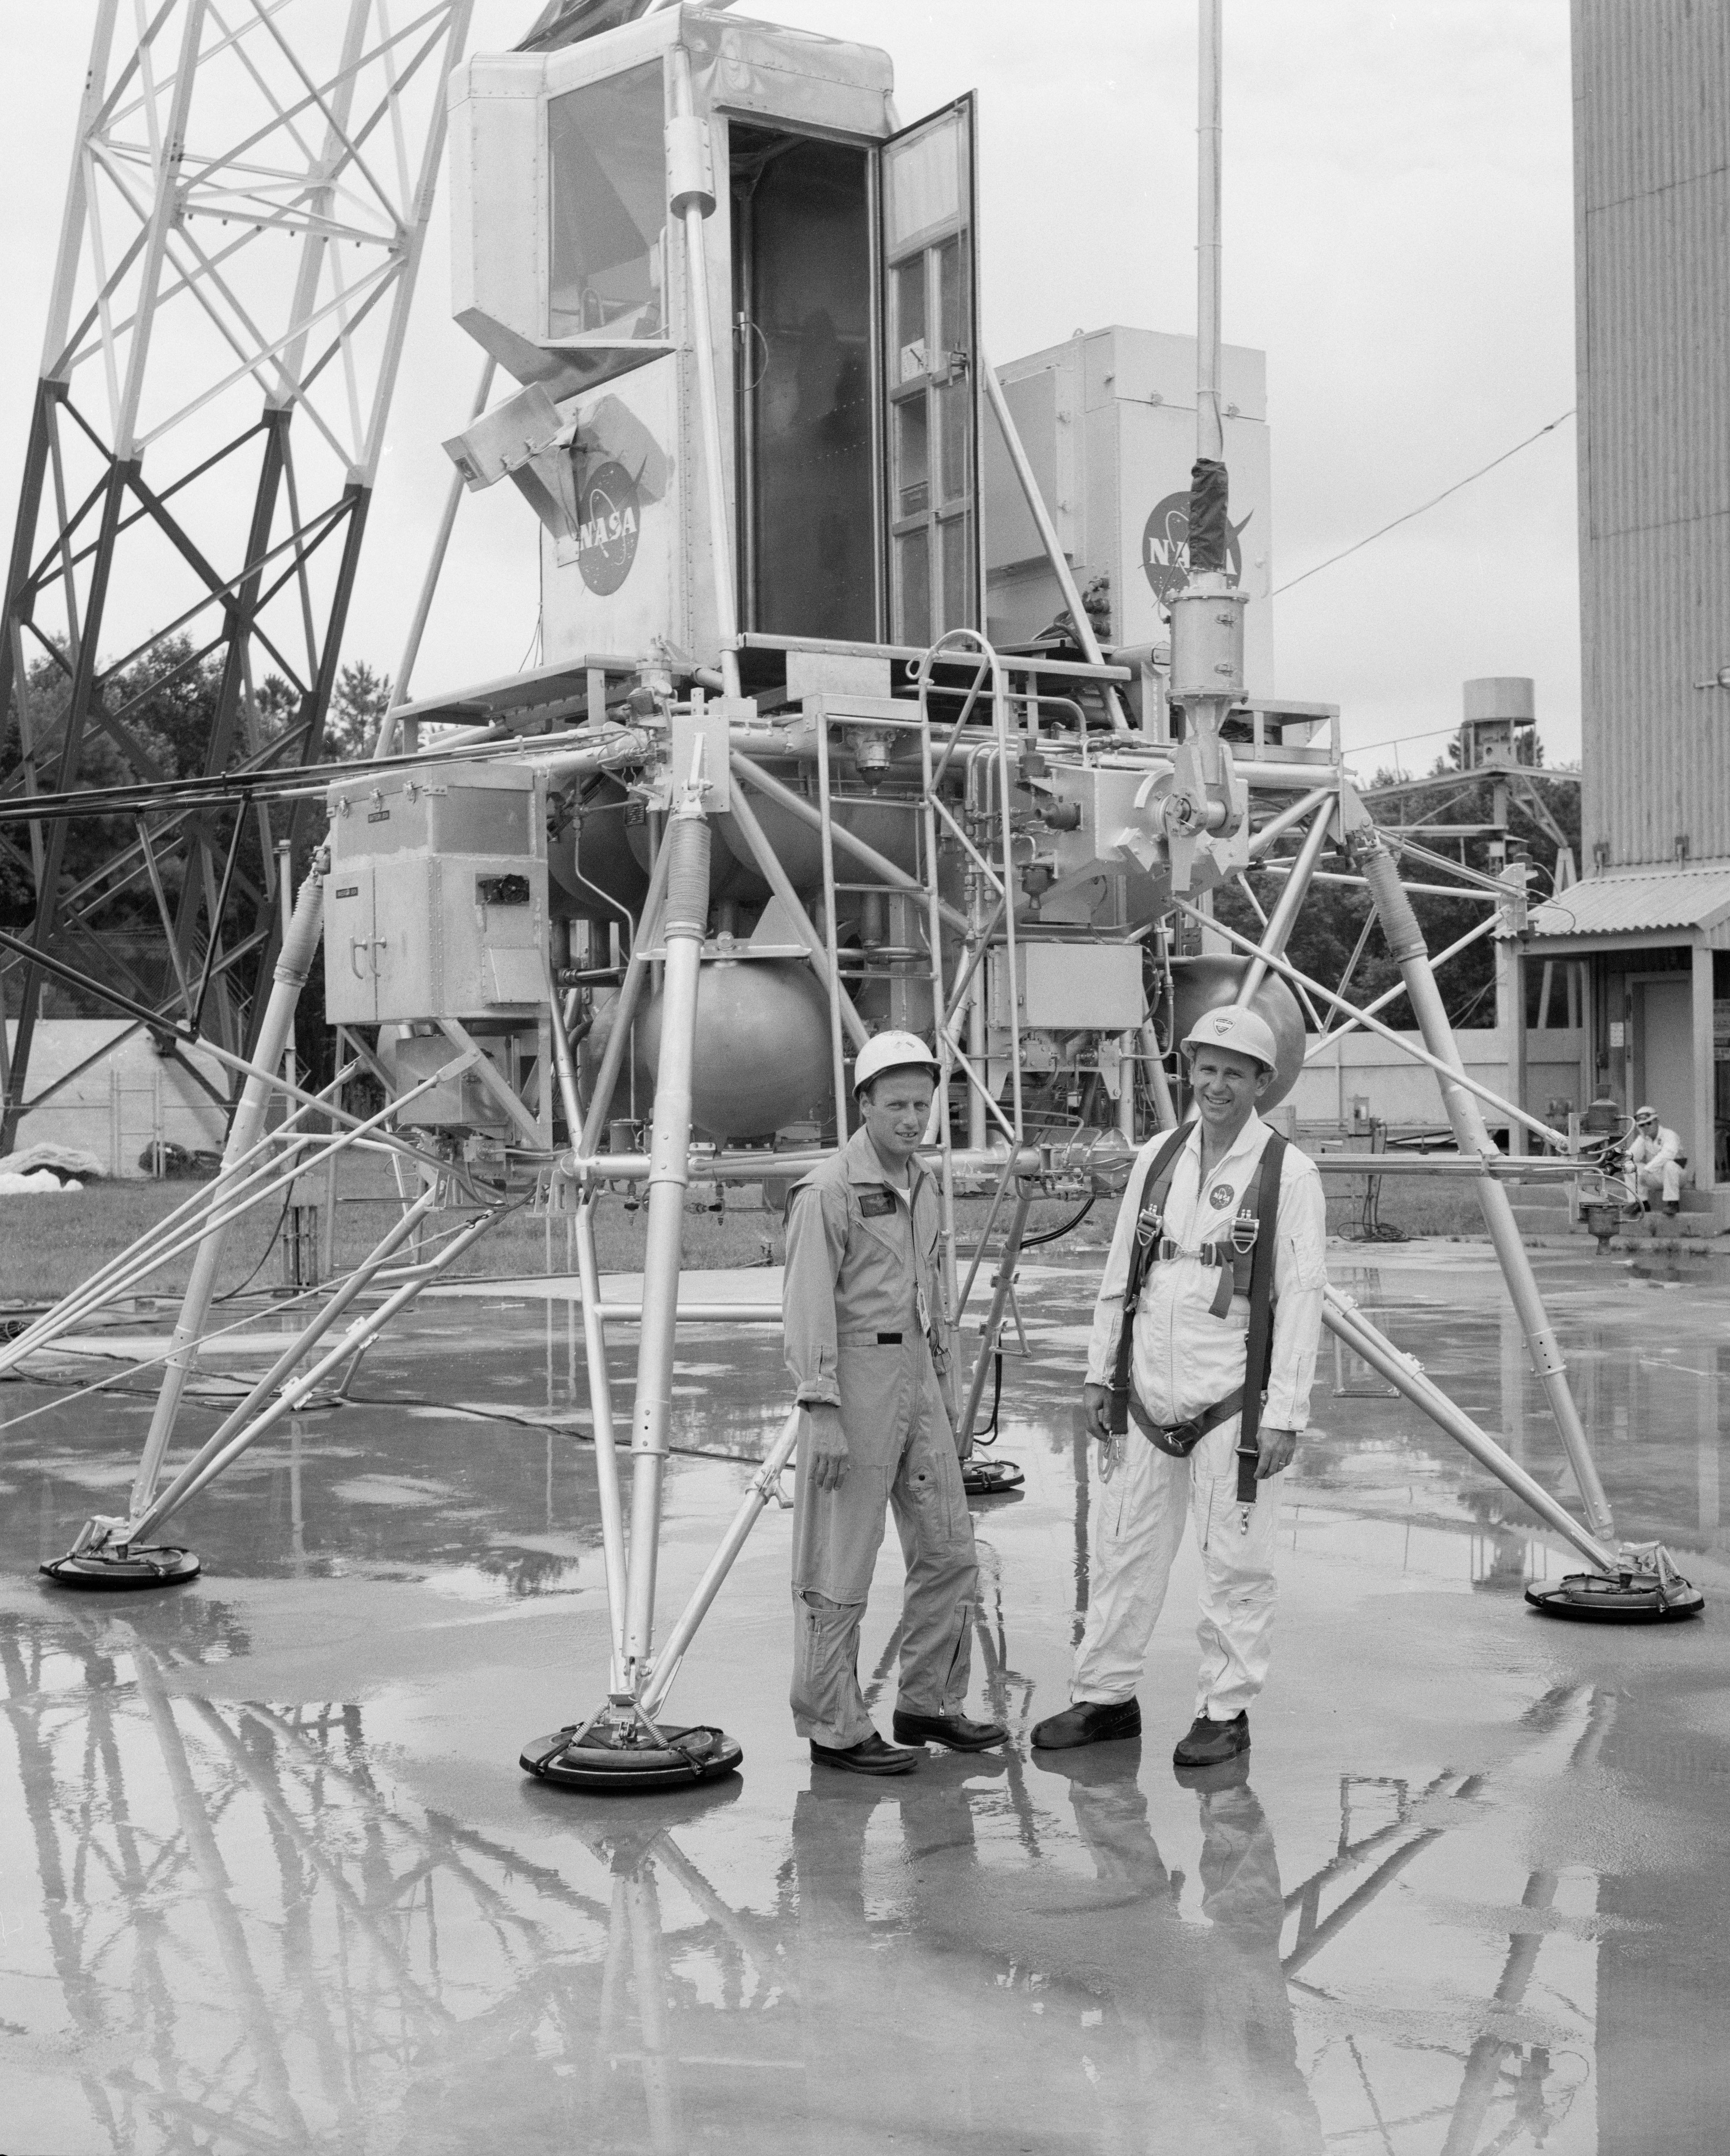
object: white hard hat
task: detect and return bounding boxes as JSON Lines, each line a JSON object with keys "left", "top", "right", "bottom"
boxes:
{"left": 854, "top": 1030, "right": 941, "bottom": 1095}
{"left": 1181, "top": 1005, "right": 1279, "bottom": 1074}
{"left": 1635, "top": 1103, "right": 1657, "bottom": 1119}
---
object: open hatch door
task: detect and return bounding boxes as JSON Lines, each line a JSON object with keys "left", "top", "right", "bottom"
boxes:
{"left": 879, "top": 95, "right": 980, "bottom": 646}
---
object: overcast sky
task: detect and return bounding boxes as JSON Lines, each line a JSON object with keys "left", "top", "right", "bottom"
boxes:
{"left": 0, "top": 0, "right": 1579, "bottom": 774}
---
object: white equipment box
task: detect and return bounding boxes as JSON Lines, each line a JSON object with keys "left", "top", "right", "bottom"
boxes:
{"left": 324, "top": 764, "right": 548, "bottom": 1026}
{"left": 987, "top": 941, "right": 1146, "bottom": 1034}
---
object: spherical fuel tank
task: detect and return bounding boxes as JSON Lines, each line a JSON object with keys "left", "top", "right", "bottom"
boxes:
{"left": 626, "top": 959, "right": 833, "bottom": 1142}
{"left": 1166, "top": 956, "right": 1306, "bottom": 1111}
{"left": 548, "top": 775, "right": 650, "bottom": 919}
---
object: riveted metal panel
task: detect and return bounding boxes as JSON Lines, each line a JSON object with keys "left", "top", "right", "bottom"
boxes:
{"left": 1574, "top": 0, "right": 1730, "bottom": 872}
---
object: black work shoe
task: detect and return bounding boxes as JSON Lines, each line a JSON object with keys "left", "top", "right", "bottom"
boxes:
{"left": 891, "top": 1709, "right": 1008, "bottom": 1752}
{"left": 1171, "top": 1712, "right": 1249, "bottom": 1768}
{"left": 1029, "top": 1699, "right": 1142, "bottom": 1750}
{"left": 810, "top": 1731, "right": 920, "bottom": 1776}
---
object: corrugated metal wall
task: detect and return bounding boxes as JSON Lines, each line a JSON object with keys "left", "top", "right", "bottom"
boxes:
{"left": 1574, "top": 0, "right": 1730, "bottom": 868}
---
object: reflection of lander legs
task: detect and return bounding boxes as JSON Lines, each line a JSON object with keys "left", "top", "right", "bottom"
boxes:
{"left": 1283, "top": 1685, "right": 1607, "bottom": 2152}
{"left": 5, "top": 1608, "right": 1616, "bottom": 2150}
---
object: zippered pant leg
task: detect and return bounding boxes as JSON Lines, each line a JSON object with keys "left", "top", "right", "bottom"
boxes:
{"left": 890, "top": 1355, "right": 978, "bottom": 1718}
{"left": 1070, "top": 1432, "right": 1190, "bottom": 1704}
{"left": 1190, "top": 1419, "right": 1281, "bottom": 1721}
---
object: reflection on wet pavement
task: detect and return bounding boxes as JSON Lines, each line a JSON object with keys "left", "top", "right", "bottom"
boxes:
{"left": 3, "top": 1242, "right": 1730, "bottom": 2151}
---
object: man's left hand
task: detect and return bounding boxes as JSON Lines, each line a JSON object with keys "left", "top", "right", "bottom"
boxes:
{"left": 1256, "top": 1425, "right": 1298, "bottom": 1479}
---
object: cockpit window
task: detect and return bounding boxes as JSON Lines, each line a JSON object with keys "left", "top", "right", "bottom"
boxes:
{"left": 548, "top": 62, "right": 667, "bottom": 345}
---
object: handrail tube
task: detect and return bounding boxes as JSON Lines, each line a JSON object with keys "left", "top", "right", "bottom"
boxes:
{"left": 638, "top": 1406, "right": 802, "bottom": 1718}
{"left": 126, "top": 1188, "right": 440, "bottom": 1545}
{"left": 1323, "top": 1289, "right": 1617, "bottom": 1573}
{"left": 622, "top": 807, "right": 710, "bottom": 1686}
{"left": 132, "top": 1207, "right": 504, "bottom": 1527}
{"left": 131, "top": 865, "right": 326, "bottom": 1518}
{"left": 733, "top": 629, "right": 1130, "bottom": 684}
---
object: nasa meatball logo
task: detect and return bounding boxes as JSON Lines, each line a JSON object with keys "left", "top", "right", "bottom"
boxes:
{"left": 1209, "top": 1183, "right": 1235, "bottom": 1211}
{"left": 1142, "top": 490, "right": 1249, "bottom": 603}
{"left": 575, "top": 459, "right": 640, "bottom": 595}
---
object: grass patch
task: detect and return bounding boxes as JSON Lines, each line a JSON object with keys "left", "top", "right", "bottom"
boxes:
{"left": 0, "top": 1148, "right": 1498, "bottom": 1314}
{"left": 0, "top": 1158, "right": 1114, "bottom": 1311}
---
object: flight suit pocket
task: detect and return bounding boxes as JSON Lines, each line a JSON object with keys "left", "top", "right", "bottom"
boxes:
{"left": 836, "top": 1343, "right": 910, "bottom": 1468}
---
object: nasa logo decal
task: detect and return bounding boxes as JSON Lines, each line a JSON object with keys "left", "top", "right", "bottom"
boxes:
{"left": 575, "top": 459, "right": 640, "bottom": 595}
{"left": 1209, "top": 1183, "right": 1235, "bottom": 1211}
{"left": 1141, "top": 490, "right": 1248, "bottom": 603}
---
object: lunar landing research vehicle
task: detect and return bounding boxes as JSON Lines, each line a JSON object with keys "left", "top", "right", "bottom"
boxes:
{"left": 19, "top": 0, "right": 1702, "bottom": 1796}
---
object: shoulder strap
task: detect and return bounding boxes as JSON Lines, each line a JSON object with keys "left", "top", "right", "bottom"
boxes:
{"left": 1107, "top": 1124, "right": 1193, "bottom": 1432}
{"left": 1235, "top": 1134, "right": 1287, "bottom": 1505}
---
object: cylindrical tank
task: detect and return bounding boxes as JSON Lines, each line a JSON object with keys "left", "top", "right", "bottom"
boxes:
{"left": 1166, "top": 955, "right": 1306, "bottom": 1110}
{"left": 548, "top": 775, "right": 650, "bottom": 919}
{"left": 592, "top": 958, "right": 833, "bottom": 1142}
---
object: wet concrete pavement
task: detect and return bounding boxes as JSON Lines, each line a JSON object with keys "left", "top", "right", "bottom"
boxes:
{"left": 3, "top": 1239, "right": 1730, "bottom": 2153}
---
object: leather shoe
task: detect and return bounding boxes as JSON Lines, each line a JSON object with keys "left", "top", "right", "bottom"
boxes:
{"left": 1029, "top": 1698, "right": 1142, "bottom": 1750}
{"left": 891, "top": 1709, "right": 1007, "bottom": 1752}
{"left": 1172, "top": 1711, "right": 1249, "bottom": 1768}
{"left": 810, "top": 1731, "right": 919, "bottom": 1776}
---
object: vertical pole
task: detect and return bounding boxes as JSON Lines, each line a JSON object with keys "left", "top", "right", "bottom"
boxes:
{"left": 128, "top": 861, "right": 325, "bottom": 1518}
{"left": 967, "top": 986, "right": 988, "bottom": 1150}
{"left": 543, "top": 947, "right": 628, "bottom": 1689}
{"left": 1196, "top": 0, "right": 1224, "bottom": 466}
{"left": 670, "top": 48, "right": 741, "bottom": 702}
{"left": 958, "top": 1187, "right": 1033, "bottom": 1442}
{"left": 574, "top": 1199, "right": 629, "bottom": 1692}
{"left": 1350, "top": 830, "right": 1617, "bottom": 1545}
{"left": 1140, "top": 1021, "right": 1179, "bottom": 1131}
{"left": 813, "top": 708, "right": 850, "bottom": 1135}
{"left": 1115, "top": 1034, "right": 1137, "bottom": 1140}
{"left": 1496, "top": 865, "right": 1528, "bottom": 1157}
{"left": 1692, "top": 940, "right": 1715, "bottom": 1192}
{"left": 622, "top": 807, "right": 710, "bottom": 1688}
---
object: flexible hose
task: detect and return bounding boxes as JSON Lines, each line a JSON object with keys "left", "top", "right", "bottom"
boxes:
{"left": 661, "top": 814, "right": 712, "bottom": 938}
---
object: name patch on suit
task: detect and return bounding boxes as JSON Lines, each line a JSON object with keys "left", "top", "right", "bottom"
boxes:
{"left": 857, "top": 1191, "right": 896, "bottom": 1217}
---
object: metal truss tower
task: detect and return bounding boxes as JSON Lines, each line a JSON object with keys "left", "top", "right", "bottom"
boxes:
{"left": 0, "top": 0, "right": 472, "bottom": 1151}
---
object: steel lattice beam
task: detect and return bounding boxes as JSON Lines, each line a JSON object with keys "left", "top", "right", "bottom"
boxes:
{"left": 0, "top": 0, "right": 473, "bottom": 1151}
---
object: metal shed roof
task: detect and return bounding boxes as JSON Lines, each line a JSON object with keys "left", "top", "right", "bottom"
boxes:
{"left": 1527, "top": 864, "right": 1730, "bottom": 941}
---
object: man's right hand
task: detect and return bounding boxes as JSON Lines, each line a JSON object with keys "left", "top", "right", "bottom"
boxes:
{"left": 804, "top": 1403, "right": 849, "bottom": 1490}
{"left": 1082, "top": 1383, "right": 1113, "bottom": 1443}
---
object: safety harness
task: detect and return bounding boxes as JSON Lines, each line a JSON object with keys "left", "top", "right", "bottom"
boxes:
{"left": 1106, "top": 1121, "right": 1287, "bottom": 1506}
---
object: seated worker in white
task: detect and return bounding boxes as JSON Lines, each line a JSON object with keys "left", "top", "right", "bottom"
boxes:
{"left": 782, "top": 1031, "right": 1008, "bottom": 1776}
{"left": 1625, "top": 1104, "right": 1684, "bottom": 1215}
{"left": 1033, "top": 1007, "right": 1327, "bottom": 1771}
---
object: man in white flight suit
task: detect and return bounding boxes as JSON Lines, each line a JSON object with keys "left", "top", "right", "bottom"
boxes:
{"left": 1032, "top": 1007, "right": 1328, "bottom": 1771}
{"left": 782, "top": 1031, "right": 1008, "bottom": 1775}
{"left": 1625, "top": 1103, "right": 1684, "bottom": 1215}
